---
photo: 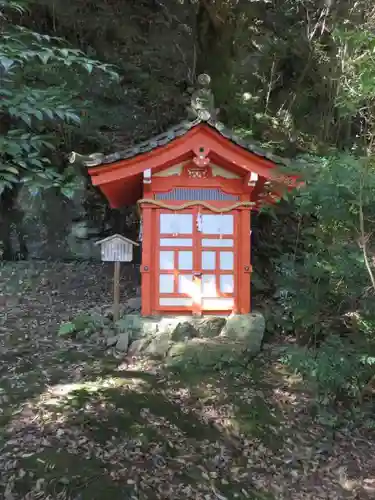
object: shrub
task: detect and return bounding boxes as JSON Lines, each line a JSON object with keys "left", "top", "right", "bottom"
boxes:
{"left": 280, "top": 334, "right": 374, "bottom": 404}
{"left": 58, "top": 312, "right": 104, "bottom": 338}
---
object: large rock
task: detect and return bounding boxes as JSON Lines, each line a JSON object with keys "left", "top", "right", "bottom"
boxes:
{"left": 166, "top": 337, "right": 251, "bottom": 369}
{"left": 167, "top": 342, "right": 186, "bottom": 358}
{"left": 115, "top": 314, "right": 142, "bottom": 337}
{"left": 106, "top": 335, "right": 118, "bottom": 347}
{"left": 171, "top": 321, "right": 198, "bottom": 341}
{"left": 116, "top": 332, "right": 130, "bottom": 351}
{"left": 125, "top": 296, "right": 141, "bottom": 312}
{"left": 128, "top": 337, "right": 151, "bottom": 357}
{"left": 220, "top": 312, "right": 265, "bottom": 354}
{"left": 194, "top": 317, "right": 226, "bottom": 338}
{"left": 139, "top": 318, "right": 159, "bottom": 338}
{"left": 143, "top": 331, "right": 172, "bottom": 358}
{"left": 158, "top": 317, "right": 182, "bottom": 335}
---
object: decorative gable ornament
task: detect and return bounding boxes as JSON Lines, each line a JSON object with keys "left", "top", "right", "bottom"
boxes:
{"left": 96, "top": 234, "right": 138, "bottom": 262}
{"left": 189, "top": 73, "right": 219, "bottom": 123}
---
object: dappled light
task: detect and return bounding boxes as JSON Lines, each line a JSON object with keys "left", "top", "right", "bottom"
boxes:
{"left": 40, "top": 376, "right": 149, "bottom": 409}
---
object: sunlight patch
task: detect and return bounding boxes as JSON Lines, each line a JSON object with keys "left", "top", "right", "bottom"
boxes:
{"left": 41, "top": 377, "right": 148, "bottom": 406}
{"left": 272, "top": 388, "right": 298, "bottom": 405}
{"left": 363, "top": 478, "right": 375, "bottom": 494}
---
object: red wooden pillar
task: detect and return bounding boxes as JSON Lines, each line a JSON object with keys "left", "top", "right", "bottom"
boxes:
{"left": 141, "top": 206, "right": 153, "bottom": 316}
{"left": 248, "top": 209, "right": 252, "bottom": 311}
{"left": 239, "top": 208, "right": 251, "bottom": 314}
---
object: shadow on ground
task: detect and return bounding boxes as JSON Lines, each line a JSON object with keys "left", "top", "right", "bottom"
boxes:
{"left": 0, "top": 351, "right": 274, "bottom": 499}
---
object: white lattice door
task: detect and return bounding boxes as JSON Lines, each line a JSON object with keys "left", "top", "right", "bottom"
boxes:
{"left": 156, "top": 209, "right": 236, "bottom": 314}
{"left": 198, "top": 213, "right": 235, "bottom": 312}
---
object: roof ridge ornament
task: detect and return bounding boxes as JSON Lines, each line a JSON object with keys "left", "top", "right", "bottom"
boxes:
{"left": 68, "top": 151, "right": 104, "bottom": 166}
{"left": 189, "top": 73, "right": 219, "bottom": 123}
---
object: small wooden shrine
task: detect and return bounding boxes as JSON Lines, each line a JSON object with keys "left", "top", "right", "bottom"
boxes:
{"left": 70, "top": 75, "right": 295, "bottom": 317}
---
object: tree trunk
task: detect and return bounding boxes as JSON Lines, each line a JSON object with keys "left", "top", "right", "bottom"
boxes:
{"left": 0, "top": 186, "right": 28, "bottom": 260}
{"left": 0, "top": 107, "right": 28, "bottom": 260}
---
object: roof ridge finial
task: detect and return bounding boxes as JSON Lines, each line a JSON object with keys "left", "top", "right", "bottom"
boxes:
{"left": 189, "top": 73, "right": 217, "bottom": 123}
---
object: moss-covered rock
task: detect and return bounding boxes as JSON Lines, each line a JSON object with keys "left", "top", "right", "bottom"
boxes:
{"left": 167, "top": 341, "right": 187, "bottom": 358}
{"left": 128, "top": 337, "right": 151, "bottom": 357}
{"left": 221, "top": 313, "right": 265, "bottom": 354}
{"left": 116, "top": 332, "right": 130, "bottom": 351}
{"left": 171, "top": 321, "right": 198, "bottom": 341}
{"left": 194, "top": 317, "right": 226, "bottom": 338}
{"left": 166, "top": 337, "right": 253, "bottom": 370}
{"left": 116, "top": 314, "right": 142, "bottom": 335}
{"left": 143, "top": 331, "right": 172, "bottom": 358}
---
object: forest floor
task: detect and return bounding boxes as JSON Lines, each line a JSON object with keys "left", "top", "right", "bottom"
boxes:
{"left": 0, "top": 261, "right": 374, "bottom": 500}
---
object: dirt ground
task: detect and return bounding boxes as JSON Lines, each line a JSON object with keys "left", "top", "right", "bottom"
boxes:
{"left": 0, "top": 261, "right": 374, "bottom": 499}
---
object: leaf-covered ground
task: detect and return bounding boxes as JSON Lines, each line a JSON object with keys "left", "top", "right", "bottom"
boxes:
{"left": 0, "top": 262, "right": 374, "bottom": 499}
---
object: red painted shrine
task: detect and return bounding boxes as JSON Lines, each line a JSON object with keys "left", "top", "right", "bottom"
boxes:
{"left": 73, "top": 75, "right": 295, "bottom": 317}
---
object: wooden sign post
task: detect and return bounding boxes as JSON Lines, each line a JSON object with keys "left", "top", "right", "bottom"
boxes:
{"left": 95, "top": 234, "right": 139, "bottom": 322}
{"left": 113, "top": 260, "right": 121, "bottom": 321}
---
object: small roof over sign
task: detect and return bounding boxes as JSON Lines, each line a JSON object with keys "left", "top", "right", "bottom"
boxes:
{"left": 95, "top": 234, "right": 139, "bottom": 246}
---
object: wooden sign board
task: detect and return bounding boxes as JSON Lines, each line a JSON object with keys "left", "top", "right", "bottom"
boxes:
{"left": 96, "top": 234, "right": 138, "bottom": 262}
{"left": 95, "top": 235, "right": 139, "bottom": 321}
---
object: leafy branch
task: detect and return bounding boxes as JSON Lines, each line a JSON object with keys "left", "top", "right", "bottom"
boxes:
{"left": 0, "top": 0, "right": 119, "bottom": 195}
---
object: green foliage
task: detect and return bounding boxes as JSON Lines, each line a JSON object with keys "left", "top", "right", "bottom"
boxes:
{"left": 57, "top": 312, "right": 103, "bottom": 338}
{"left": 333, "top": 25, "right": 375, "bottom": 119}
{"left": 58, "top": 321, "right": 76, "bottom": 337}
{"left": 252, "top": 5, "right": 375, "bottom": 373}
{"left": 355, "top": 314, "right": 375, "bottom": 342}
{"left": 281, "top": 335, "right": 374, "bottom": 404}
{"left": 269, "top": 152, "right": 375, "bottom": 341}
{"left": 72, "top": 313, "right": 98, "bottom": 333}
{"left": 0, "top": 0, "right": 118, "bottom": 195}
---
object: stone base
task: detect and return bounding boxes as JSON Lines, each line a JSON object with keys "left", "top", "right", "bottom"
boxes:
{"left": 111, "top": 312, "right": 265, "bottom": 369}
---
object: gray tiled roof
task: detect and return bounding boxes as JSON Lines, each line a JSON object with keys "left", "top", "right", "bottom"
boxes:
{"left": 100, "top": 120, "right": 197, "bottom": 165}
{"left": 71, "top": 118, "right": 289, "bottom": 168}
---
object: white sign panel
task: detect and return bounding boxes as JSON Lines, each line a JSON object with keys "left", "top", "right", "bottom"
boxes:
{"left": 96, "top": 234, "right": 138, "bottom": 262}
